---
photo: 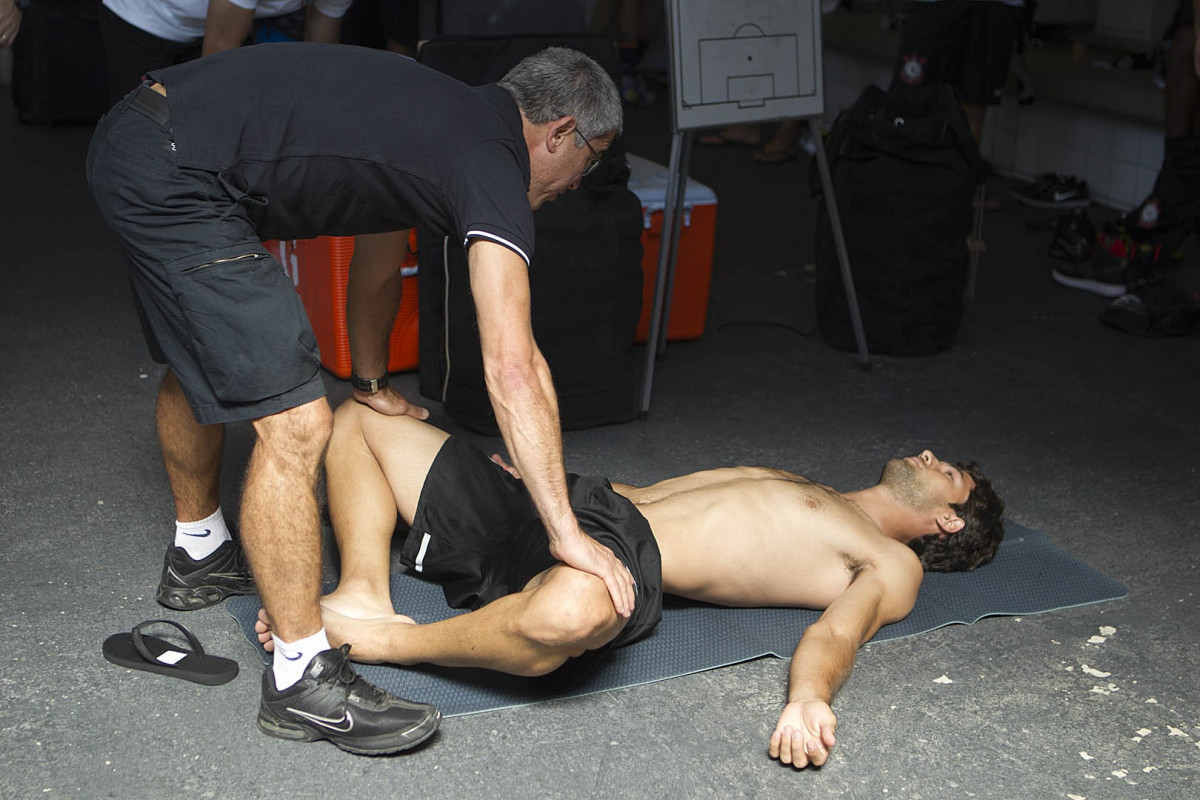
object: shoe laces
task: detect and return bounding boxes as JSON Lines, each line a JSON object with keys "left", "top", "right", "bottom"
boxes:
{"left": 321, "top": 644, "right": 393, "bottom": 704}
{"left": 319, "top": 644, "right": 358, "bottom": 686}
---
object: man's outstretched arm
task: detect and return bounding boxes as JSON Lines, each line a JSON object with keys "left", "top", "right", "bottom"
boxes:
{"left": 468, "top": 241, "right": 635, "bottom": 618}
{"left": 770, "top": 560, "right": 921, "bottom": 768}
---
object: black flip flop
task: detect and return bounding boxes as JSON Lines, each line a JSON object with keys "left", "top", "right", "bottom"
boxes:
{"left": 103, "top": 619, "right": 239, "bottom": 686}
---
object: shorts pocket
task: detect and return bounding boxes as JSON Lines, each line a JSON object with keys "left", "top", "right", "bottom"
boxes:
{"left": 168, "top": 245, "right": 319, "bottom": 404}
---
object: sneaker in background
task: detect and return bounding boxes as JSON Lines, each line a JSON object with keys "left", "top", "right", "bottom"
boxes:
{"left": 1101, "top": 278, "right": 1200, "bottom": 337}
{"left": 157, "top": 539, "right": 255, "bottom": 610}
{"left": 258, "top": 645, "right": 441, "bottom": 755}
{"left": 1051, "top": 225, "right": 1129, "bottom": 297}
{"left": 1012, "top": 173, "right": 1092, "bottom": 209}
{"left": 1047, "top": 209, "right": 1096, "bottom": 261}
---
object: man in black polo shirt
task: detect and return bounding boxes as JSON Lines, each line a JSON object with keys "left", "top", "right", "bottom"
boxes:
{"left": 87, "top": 43, "right": 632, "bottom": 754}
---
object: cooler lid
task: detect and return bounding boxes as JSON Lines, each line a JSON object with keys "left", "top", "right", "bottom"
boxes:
{"left": 626, "top": 153, "right": 718, "bottom": 212}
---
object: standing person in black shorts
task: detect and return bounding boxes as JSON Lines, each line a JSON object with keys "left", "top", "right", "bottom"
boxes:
{"left": 892, "top": 0, "right": 1025, "bottom": 145}
{"left": 98, "top": 0, "right": 351, "bottom": 624}
{"left": 87, "top": 43, "right": 634, "bottom": 754}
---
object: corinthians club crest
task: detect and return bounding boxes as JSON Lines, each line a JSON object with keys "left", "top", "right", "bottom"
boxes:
{"left": 899, "top": 53, "right": 926, "bottom": 85}
{"left": 1137, "top": 199, "right": 1161, "bottom": 229}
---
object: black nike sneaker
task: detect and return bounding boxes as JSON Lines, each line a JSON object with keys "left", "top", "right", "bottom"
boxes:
{"left": 1047, "top": 209, "right": 1095, "bottom": 261}
{"left": 258, "top": 645, "right": 441, "bottom": 755}
{"left": 1012, "top": 173, "right": 1091, "bottom": 209}
{"left": 156, "top": 540, "right": 256, "bottom": 610}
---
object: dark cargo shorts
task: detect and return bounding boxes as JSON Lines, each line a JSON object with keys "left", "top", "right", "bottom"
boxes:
{"left": 401, "top": 436, "right": 664, "bottom": 654}
{"left": 86, "top": 82, "right": 324, "bottom": 424}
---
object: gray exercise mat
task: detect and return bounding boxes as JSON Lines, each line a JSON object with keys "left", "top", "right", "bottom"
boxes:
{"left": 226, "top": 521, "right": 1125, "bottom": 717}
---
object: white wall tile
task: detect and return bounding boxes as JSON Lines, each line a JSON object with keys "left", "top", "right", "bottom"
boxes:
{"left": 1109, "top": 160, "right": 1140, "bottom": 207}
{"left": 1135, "top": 166, "right": 1158, "bottom": 202}
{"left": 1061, "top": 146, "right": 1089, "bottom": 181}
{"left": 1039, "top": 106, "right": 1063, "bottom": 145}
{"left": 1139, "top": 130, "right": 1164, "bottom": 169}
{"left": 1062, "top": 113, "right": 1092, "bottom": 151}
{"left": 1087, "top": 152, "right": 1113, "bottom": 198}
{"left": 1112, "top": 121, "right": 1144, "bottom": 165}
{"left": 1087, "top": 117, "right": 1117, "bottom": 157}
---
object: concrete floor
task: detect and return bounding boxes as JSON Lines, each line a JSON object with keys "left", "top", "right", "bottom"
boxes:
{"left": 2, "top": 79, "right": 1199, "bottom": 800}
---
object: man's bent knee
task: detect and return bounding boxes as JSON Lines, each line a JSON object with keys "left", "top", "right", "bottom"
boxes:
{"left": 252, "top": 398, "right": 334, "bottom": 467}
{"left": 519, "top": 567, "right": 625, "bottom": 654}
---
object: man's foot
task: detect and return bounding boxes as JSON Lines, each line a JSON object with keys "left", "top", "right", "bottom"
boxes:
{"left": 697, "top": 124, "right": 763, "bottom": 147}
{"left": 321, "top": 587, "right": 398, "bottom": 622}
{"left": 257, "top": 645, "right": 440, "bottom": 755}
{"left": 157, "top": 540, "right": 255, "bottom": 610}
{"left": 1011, "top": 173, "right": 1091, "bottom": 209}
{"left": 752, "top": 137, "right": 800, "bottom": 165}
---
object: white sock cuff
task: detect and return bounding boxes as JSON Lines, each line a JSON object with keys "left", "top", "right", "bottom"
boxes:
{"left": 175, "top": 506, "right": 226, "bottom": 530}
{"left": 173, "top": 507, "right": 232, "bottom": 560}
{"left": 272, "top": 628, "right": 332, "bottom": 661}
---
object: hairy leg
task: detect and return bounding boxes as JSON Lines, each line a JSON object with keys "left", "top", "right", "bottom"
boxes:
{"left": 240, "top": 397, "right": 332, "bottom": 642}
{"left": 156, "top": 370, "right": 224, "bottom": 521}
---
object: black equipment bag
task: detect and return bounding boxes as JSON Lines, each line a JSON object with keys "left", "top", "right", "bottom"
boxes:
{"left": 813, "top": 83, "right": 985, "bottom": 355}
{"left": 11, "top": 0, "right": 110, "bottom": 125}
{"left": 416, "top": 35, "right": 644, "bottom": 434}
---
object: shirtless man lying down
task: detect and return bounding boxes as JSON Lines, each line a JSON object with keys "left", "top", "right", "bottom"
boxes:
{"left": 257, "top": 401, "right": 1004, "bottom": 767}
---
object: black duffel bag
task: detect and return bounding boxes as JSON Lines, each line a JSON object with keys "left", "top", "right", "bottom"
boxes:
{"left": 813, "top": 83, "right": 985, "bottom": 355}
{"left": 416, "top": 34, "right": 644, "bottom": 434}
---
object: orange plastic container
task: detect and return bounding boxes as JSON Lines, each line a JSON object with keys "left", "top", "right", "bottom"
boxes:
{"left": 627, "top": 154, "right": 718, "bottom": 343}
{"left": 263, "top": 234, "right": 420, "bottom": 378}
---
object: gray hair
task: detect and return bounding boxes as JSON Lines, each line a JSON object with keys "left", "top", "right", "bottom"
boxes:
{"left": 498, "top": 47, "right": 623, "bottom": 143}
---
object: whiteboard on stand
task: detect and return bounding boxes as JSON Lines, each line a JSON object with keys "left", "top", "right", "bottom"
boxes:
{"left": 666, "top": 0, "right": 825, "bottom": 131}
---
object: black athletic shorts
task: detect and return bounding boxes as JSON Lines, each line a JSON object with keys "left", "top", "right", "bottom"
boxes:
{"left": 892, "top": 0, "right": 1022, "bottom": 106}
{"left": 86, "top": 82, "right": 325, "bottom": 425}
{"left": 401, "top": 436, "right": 664, "bottom": 652}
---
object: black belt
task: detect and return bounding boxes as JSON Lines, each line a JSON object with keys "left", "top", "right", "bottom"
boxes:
{"left": 129, "top": 81, "right": 170, "bottom": 127}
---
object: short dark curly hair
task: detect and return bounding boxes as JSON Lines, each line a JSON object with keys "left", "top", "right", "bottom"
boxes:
{"left": 907, "top": 461, "right": 1004, "bottom": 572}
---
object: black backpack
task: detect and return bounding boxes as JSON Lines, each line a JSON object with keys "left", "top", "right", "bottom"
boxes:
{"left": 813, "top": 84, "right": 985, "bottom": 355}
{"left": 416, "top": 35, "right": 644, "bottom": 434}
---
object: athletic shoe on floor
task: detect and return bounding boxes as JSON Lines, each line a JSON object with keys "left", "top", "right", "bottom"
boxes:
{"left": 258, "top": 645, "right": 441, "bottom": 755}
{"left": 1051, "top": 226, "right": 1129, "bottom": 297}
{"left": 1047, "top": 209, "right": 1095, "bottom": 261}
{"left": 156, "top": 540, "right": 255, "bottom": 610}
{"left": 1101, "top": 278, "right": 1200, "bottom": 337}
{"left": 1012, "top": 173, "right": 1091, "bottom": 209}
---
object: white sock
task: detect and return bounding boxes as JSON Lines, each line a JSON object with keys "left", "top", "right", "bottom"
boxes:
{"left": 173, "top": 507, "right": 232, "bottom": 561}
{"left": 272, "top": 629, "right": 333, "bottom": 691}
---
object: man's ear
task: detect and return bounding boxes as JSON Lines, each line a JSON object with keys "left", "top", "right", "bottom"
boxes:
{"left": 544, "top": 115, "right": 577, "bottom": 153}
{"left": 935, "top": 510, "right": 965, "bottom": 537}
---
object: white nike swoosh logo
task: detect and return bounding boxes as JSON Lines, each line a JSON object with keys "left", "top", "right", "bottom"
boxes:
{"left": 287, "top": 708, "right": 354, "bottom": 733}
{"left": 1052, "top": 190, "right": 1078, "bottom": 201}
{"left": 181, "top": 528, "right": 212, "bottom": 537}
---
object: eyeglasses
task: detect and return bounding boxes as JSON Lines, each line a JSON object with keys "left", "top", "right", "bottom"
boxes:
{"left": 574, "top": 129, "right": 603, "bottom": 176}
